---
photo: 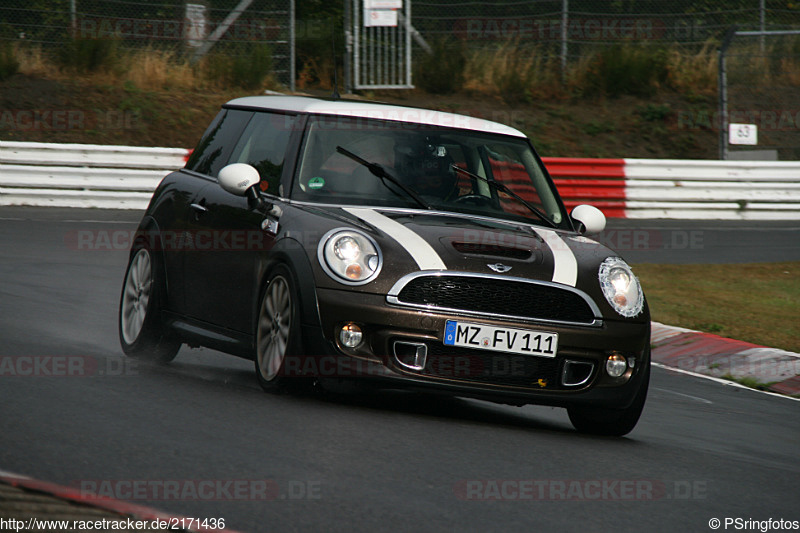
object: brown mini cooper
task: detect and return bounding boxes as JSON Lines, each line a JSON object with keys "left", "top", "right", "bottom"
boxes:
{"left": 119, "top": 96, "right": 650, "bottom": 436}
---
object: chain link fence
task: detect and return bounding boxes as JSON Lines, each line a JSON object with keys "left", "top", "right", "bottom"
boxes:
{"left": 410, "top": 0, "right": 800, "bottom": 160}
{"left": 3, "top": 0, "right": 800, "bottom": 158}
{"left": 412, "top": 1, "right": 800, "bottom": 54}
{"left": 0, "top": 0, "right": 294, "bottom": 86}
{"left": 722, "top": 31, "right": 800, "bottom": 160}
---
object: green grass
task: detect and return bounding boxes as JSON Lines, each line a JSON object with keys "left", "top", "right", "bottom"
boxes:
{"left": 633, "top": 262, "right": 800, "bottom": 353}
{"left": 721, "top": 375, "right": 779, "bottom": 391}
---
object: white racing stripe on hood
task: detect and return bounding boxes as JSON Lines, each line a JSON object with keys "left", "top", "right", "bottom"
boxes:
{"left": 530, "top": 227, "right": 578, "bottom": 287}
{"left": 344, "top": 208, "right": 447, "bottom": 270}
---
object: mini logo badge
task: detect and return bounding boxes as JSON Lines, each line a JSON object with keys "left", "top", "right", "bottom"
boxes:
{"left": 487, "top": 263, "right": 512, "bottom": 273}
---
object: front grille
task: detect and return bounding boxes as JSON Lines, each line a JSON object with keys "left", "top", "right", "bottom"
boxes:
{"left": 395, "top": 276, "right": 596, "bottom": 324}
{"left": 418, "top": 343, "right": 562, "bottom": 389}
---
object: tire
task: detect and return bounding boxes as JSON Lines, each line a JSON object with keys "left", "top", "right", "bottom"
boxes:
{"left": 567, "top": 363, "right": 650, "bottom": 437}
{"left": 118, "top": 246, "right": 181, "bottom": 363}
{"left": 255, "top": 265, "right": 307, "bottom": 393}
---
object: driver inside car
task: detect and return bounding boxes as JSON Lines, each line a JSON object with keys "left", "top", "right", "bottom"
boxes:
{"left": 394, "top": 141, "right": 458, "bottom": 203}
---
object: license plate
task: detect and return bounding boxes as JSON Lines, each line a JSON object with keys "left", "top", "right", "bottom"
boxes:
{"left": 443, "top": 320, "right": 558, "bottom": 358}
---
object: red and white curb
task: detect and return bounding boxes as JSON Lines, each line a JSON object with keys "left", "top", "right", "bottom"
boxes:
{"left": 0, "top": 469, "right": 244, "bottom": 532}
{"left": 650, "top": 321, "right": 800, "bottom": 397}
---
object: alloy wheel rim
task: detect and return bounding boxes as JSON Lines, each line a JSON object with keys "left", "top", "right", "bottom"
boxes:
{"left": 257, "top": 276, "right": 292, "bottom": 381}
{"left": 121, "top": 249, "right": 152, "bottom": 345}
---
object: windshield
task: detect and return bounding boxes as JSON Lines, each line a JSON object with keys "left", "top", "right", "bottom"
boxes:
{"left": 292, "top": 115, "right": 566, "bottom": 227}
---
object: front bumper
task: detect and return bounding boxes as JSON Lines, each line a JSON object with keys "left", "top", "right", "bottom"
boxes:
{"left": 304, "top": 287, "right": 650, "bottom": 409}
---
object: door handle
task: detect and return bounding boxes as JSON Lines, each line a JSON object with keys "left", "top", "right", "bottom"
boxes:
{"left": 190, "top": 202, "right": 208, "bottom": 213}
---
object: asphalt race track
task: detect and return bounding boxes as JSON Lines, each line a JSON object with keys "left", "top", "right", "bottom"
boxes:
{"left": 1, "top": 207, "right": 798, "bottom": 532}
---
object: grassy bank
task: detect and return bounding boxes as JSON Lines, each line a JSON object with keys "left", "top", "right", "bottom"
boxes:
{"left": 0, "top": 43, "right": 726, "bottom": 158}
{"left": 634, "top": 262, "right": 800, "bottom": 353}
{"left": 3, "top": 38, "right": 799, "bottom": 158}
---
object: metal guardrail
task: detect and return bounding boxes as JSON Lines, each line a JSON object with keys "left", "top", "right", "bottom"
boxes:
{"left": 0, "top": 141, "right": 188, "bottom": 209}
{"left": 1, "top": 141, "right": 798, "bottom": 219}
{"left": 622, "top": 158, "right": 800, "bottom": 220}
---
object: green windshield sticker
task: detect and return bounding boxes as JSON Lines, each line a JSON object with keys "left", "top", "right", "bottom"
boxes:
{"left": 308, "top": 177, "right": 325, "bottom": 190}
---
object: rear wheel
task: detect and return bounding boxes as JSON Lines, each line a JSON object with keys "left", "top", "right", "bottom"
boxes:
{"left": 567, "top": 363, "right": 650, "bottom": 437}
{"left": 119, "top": 246, "right": 180, "bottom": 363}
{"left": 255, "top": 266, "right": 306, "bottom": 393}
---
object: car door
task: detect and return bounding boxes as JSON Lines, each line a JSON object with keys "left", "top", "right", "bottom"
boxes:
{"left": 151, "top": 108, "right": 250, "bottom": 316}
{"left": 182, "top": 110, "right": 300, "bottom": 334}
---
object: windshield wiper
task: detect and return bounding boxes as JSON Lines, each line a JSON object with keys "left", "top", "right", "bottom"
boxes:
{"left": 336, "top": 146, "right": 431, "bottom": 210}
{"left": 449, "top": 164, "right": 556, "bottom": 228}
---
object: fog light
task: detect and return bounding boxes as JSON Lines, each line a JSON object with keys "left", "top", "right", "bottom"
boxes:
{"left": 606, "top": 353, "right": 628, "bottom": 378}
{"left": 340, "top": 323, "right": 363, "bottom": 348}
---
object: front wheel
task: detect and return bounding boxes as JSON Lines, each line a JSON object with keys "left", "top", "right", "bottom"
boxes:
{"left": 255, "top": 266, "right": 306, "bottom": 393}
{"left": 567, "top": 363, "right": 650, "bottom": 437}
{"left": 119, "top": 246, "right": 180, "bottom": 363}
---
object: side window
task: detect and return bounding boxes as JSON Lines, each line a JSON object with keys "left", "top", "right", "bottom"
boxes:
{"left": 229, "top": 112, "right": 297, "bottom": 197}
{"left": 185, "top": 109, "right": 252, "bottom": 178}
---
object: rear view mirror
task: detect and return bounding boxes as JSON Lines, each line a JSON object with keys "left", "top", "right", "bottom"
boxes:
{"left": 571, "top": 204, "right": 606, "bottom": 235}
{"left": 218, "top": 163, "right": 260, "bottom": 197}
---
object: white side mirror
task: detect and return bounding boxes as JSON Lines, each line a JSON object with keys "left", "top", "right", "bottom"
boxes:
{"left": 571, "top": 204, "right": 606, "bottom": 235}
{"left": 218, "top": 163, "right": 260, "bottom": 197}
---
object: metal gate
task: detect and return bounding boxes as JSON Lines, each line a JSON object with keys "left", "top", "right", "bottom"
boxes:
{"left": 348, "top": 0, "right": 413, "bottom": 90}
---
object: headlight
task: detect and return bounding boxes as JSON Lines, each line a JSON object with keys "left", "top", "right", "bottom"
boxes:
{"left": 318, "top": 229, "right": 382, "bottom": 285}
{"left": 598, "top": 257, "right": 644, "bottom": 318}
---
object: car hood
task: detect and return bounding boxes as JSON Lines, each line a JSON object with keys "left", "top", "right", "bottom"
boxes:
{"left": 289, "top": 205, "right": 627, "bottom": 315}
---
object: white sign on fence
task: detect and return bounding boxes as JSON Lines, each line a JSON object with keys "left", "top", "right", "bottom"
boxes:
{"left": 365, "top": 0, "right": 402, "bottom": 8}
{"left": 729, "top": 123, "right": 758, "bottom": 145}
{"left": 184, "top": 4, "right": 208, "bottom": 48}
{"left": 364, "top": 8, "right": 398, "bottom": 27}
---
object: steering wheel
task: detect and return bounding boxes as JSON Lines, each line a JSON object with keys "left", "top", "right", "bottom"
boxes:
{"left": 454, "top": 194, "right": 492, "bottom": 206}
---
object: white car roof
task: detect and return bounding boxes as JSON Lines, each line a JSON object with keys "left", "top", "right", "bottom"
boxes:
{"left": 225, "top": 95, "right": 526, "bottom": 138}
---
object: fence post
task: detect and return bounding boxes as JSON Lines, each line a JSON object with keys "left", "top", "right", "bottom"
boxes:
{"left": 70, "top": 0, "right": 77, "bottom": 38}
{"left": 344, "top": 0, "right": 352, "bottom": 93}
{"left": 289, "top": 0, "right": 295, "bottom": 91}
{"left": 718, "top": 26, "right": 737, "bottom": 160}
{"left": 561, "top": 0, "right": 568, "bottom": 82}
{"left": 759, "top": 0, "right": 765, "bottom": 53}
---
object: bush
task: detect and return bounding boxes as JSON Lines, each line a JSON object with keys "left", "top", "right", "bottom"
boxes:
{"left": 204, "top": 43, "right": 272, "bottom": 89}
{"left": 637, "top": 103, "right": 672, "bottom": 122}
{"left": 232, "top": 43, "right": 272, "bottom": 89}
{"left": 494, "top": 48, "right": 537, "bottom": 103}
{"left": 0, "top": 40, "right": 19, "bottom": 80}
{"left": 415, "top": 38, "right": 466, "bottom": 94}
{"left": 585, "top": 45, "right": 668, "bottom": 97}
{"left": 59, "top": 37, "right": 121, "bottom": 73}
